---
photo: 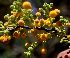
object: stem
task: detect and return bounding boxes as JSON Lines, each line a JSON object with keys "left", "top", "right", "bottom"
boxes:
{"left": 27, "top": 57, "right": 30, "bottom": 58}
{"left": 7, "top": 25, "right": 68, "bottom": 37}
{"left": 0, "top": 24, "right": 5, "bottom": 30}
{"left": 42, "top": 42, "right": 44, "bottom": 48}
{"left": 49, "top": 18, "right": 52, "bottom": 27}
{"left": 0, "top": 31, "right": 4, "bottom": 33}
{"left": 15, "top": 17, "right": 17, "bottom": 23}
{"left": 1, "top": 24, "right": 4, "bottom": 27}
{"left": 8, "top": 25, "right": 13, "bottom": 27}
{"left": 0, "top": 27, "right": 5, "bottom": 29}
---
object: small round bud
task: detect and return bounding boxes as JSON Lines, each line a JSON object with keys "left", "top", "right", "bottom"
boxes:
{"left": 10, "top": 15, "right": 15, "bottom": 19}
{"left": 63, "top": 30, "right": 65, "bottom": 32}
{"left": 49, "top": 10, "right": 57, "bottom": 17}
{"left": 54, "top": 9, "right": 60, "bottom": 15}
{"left": 40, "top": 18, "right": 44, "bottom": 23}
{"left": 35, "top": 19, "right": 39, "bottom": 24}
{"left": 15, "top": 5, "right": 18, "bottom": 9}
{"left": 25, "top": 43, "right": 30, "bottom": 48}
{"left": 10, "top": 5, "right": 14, "bottom": 9}
{"left": 18, "top": 19, "right": 24, "bottom": 26}
{"left": 39, "top": 8, "right": 43, "bottom": 12}
{"left": 13, "top": 12, "right": 19, "bottom": 17}
{"left": 28, "top": 31, "right": 31, "bottom": 33}
{"left": 4, "top": 22, "right": 8, "bottom": 26}
{"left": 22, "top": 1, "right": 32, "bottom": 9}
{"left": 69, "top": 46, "right": 70, "bottom": 48}
{"left": 60, "top": 41, "right": 62, "bottom": 43}
{"left": 52, "top": 23, "right": 56, "bottom": 27}
{"left": 60, "top": 16, "right": 63, "bottom": 19}
{"left": 17, "top": 2, "right": 21, "bottom": 6}
{"left": 21, "top": 33, "right": 26, "bottom": 38}
{"left": 41, "top": 48, "right": 47, "bottom": 54}
{"left": 4, "top": 15, "right": 8, "bottom": 20}
{"left": 67, "top": 35, "right": 70, "bottom": 40}
{"left": 56, "top": 21, "right": 62, "bottom": 27}
{"left": 68, "top": 41, "right": 70, "bottom": 43}
{"left": 50, "top": 3, "right": 53, "bottom": 6}
{"left": 13, "top": 31, "right": 20, "bottom": 38}
{"left": 35, "top": 12, "right": 41, "bottom": 17}
{"left": 31, "top": 29, "right": 35, "bottom": 34}
{"left": 43, "top": 5, "right": 46, "bottom": 8}
{"left": 13, "top": 2, "right": 17, "bottom": 6}
{"left": 28, "top": 47, "right": 33, "bottom": 51}
{"left": 35, "top": 42, "right": 37, "bottom": 44}
{"left": 13, "top": 9, "right": 17, "bottom": 12}
{"left": 47, "top": 4, "right": 49, "bottom": 7}
{"left": 66, "top": 23, "right": 70, "bottom": 27}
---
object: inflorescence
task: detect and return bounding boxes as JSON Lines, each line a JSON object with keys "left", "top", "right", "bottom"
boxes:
{"left": 0, "top": 0, "right": 70, "bottom": 58}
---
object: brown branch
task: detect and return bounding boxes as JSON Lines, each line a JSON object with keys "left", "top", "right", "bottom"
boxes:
{"left": 7, "top": 25, "right": 57, "bottom": 33}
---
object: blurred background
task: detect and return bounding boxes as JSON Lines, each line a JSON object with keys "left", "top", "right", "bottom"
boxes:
{"left": 0, "top": 0, "right": 70, "bottom": 58}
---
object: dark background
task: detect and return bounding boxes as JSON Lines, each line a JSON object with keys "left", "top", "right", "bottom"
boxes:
{"left": 0, "top": 0, "right": 70, "bottom": 58}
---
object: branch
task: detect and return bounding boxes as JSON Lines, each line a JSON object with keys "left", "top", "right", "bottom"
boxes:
{"left": 7, "top": 25, "right": 57, "bottom": 32}
{"left": 6, "top": 25, "right": 68, "bottom": 38}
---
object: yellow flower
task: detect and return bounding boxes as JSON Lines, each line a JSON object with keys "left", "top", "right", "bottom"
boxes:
{"left": 22, "top": 1, "right": 32, "bottom": 9}
{"left": 34, "top": 22, "right": 40, "bottom": 27}
{"left": 13, "top": 31, "right": 20, "bottom": 38}
{"left": 18, "top": 19, "right": 24, "bottom": 26}
{"left": 56, "top": 21, "right": 62, "bottom": 27}
{"left": 35, "top": 34, "right": 40, "bottom": 40}
{"left": 40, "top": 33, "right": 47, "bottom": 41}
{"left": 49, "top": 10, "right": 57, "bottom": 17}
{"left": 31, "top": 29, "right": 35, "bottom": 34}
{"left": 41, "top": 48, "right": 47, "bottom": 54}
{"left": 0, "top": 35, "right": 11, "bottom": 44}
{"left": 66, "top": 23, "right": 70, "bottom": 27}
{"left": 0, "top": 36, "right": 4, "bottom": 42}
{"left": 54, "top": 9, "right": 60, "bottom": 15}
{"left": 13, "top": 12, "right": 19, "bottom": 17}
{"left": 40, "top": 18, "right": 44, "bottom": 23}
{"left": 34, "top": 19, "right": 40, "bottom": 27}
{"left": 44, "top": 18, "right": 51, "bottom": 26}
{"left": 21, "top": 33, "right": 26, "bottom": 38}
{"left": 3, "top": 38, "right": 9, "bottom": 44}
{"left": 35, "top": 19, "right": 39, "bottom": 24}
{"left": 35, "top": 12, "right": 41, "bottom": 17}
{"left": 5, "top": 36, "right": 11, "bottom": 40}
{"left": 67, "top": 35, "right": 70, "bottom": 40}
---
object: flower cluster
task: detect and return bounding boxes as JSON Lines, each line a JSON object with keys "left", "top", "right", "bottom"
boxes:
{"left": 0, "top": 0, "right": 70, "bottom": 58}
{"left": 0, "top": 34, "right": 11, "bottom": 44}
{"left": 13, "top": 31, "right": 26, "bottom": 38}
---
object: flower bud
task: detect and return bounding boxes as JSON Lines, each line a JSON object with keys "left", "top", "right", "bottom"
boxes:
{"left": 28, "top": 47, "right": 33, "bottom": 51}
{"left": 4, "top": 15, "right": 8, "bottom": 20}
{"left": 10, "top": 5, "right": 15, "bottom": 9}
{"left": 50, "top": 3, "right": 53, "bottom": 6}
